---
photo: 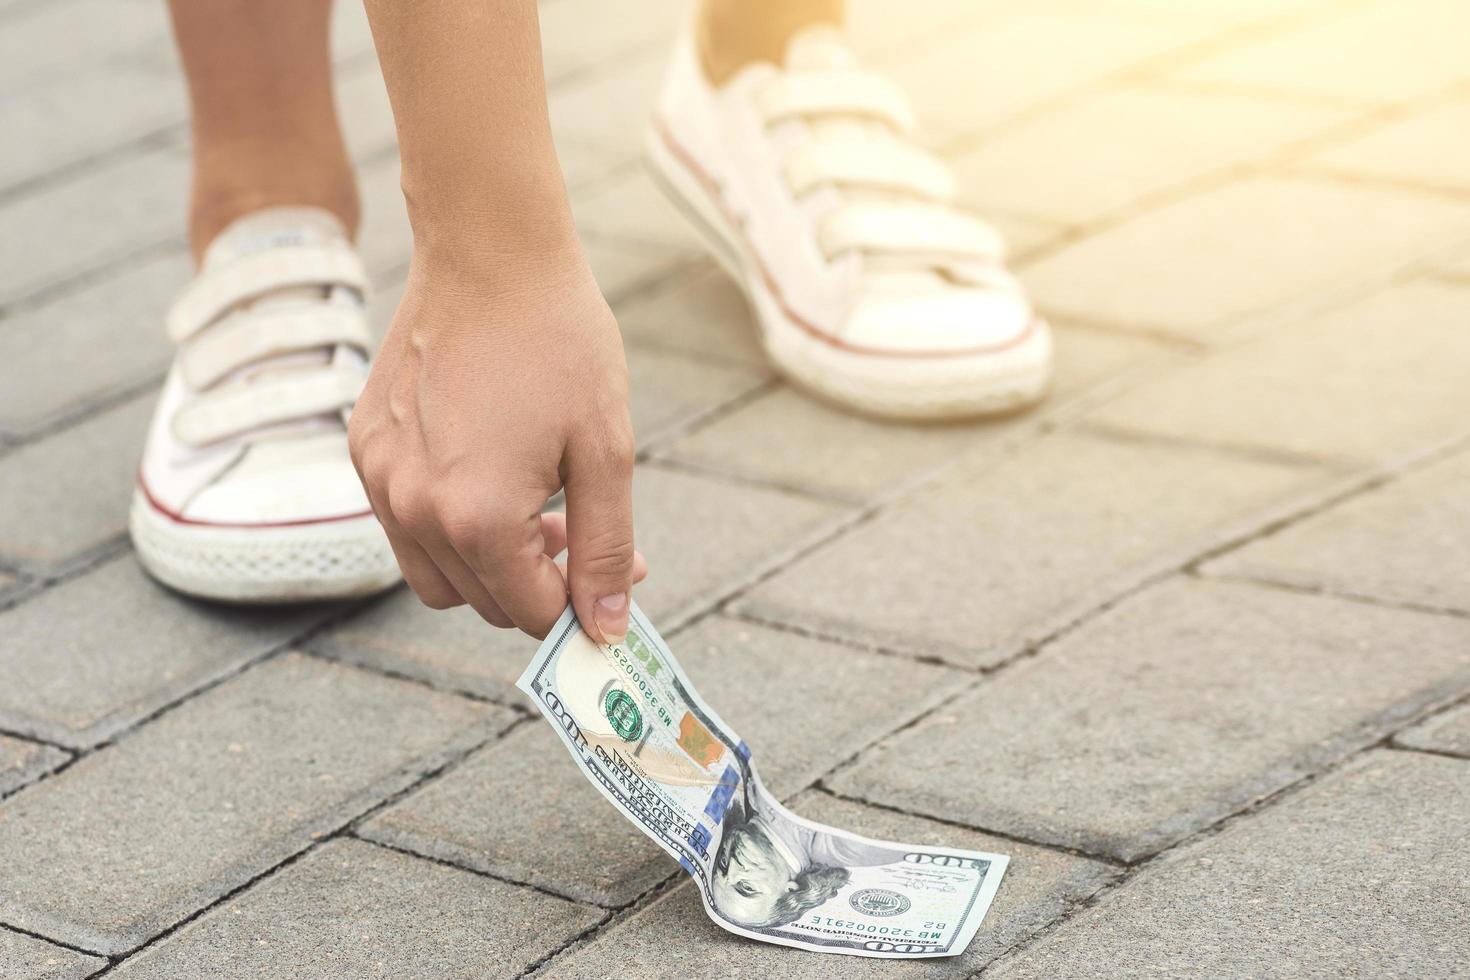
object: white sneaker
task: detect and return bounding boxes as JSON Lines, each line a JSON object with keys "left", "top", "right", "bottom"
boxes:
{"left": 131, "top": 207, "right": 400, "bottom": 603}
{"left": 647, "top": 27, "right": 1052, "bottom": 420}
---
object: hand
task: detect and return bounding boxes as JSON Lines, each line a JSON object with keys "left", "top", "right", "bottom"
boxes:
{"left": 349, "top": 251, "right": 645, "bottom": 642}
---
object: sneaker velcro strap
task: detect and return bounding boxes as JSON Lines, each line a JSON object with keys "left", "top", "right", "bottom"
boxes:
{"left": 756, "top": 70, "right": 917, "bottom": 132}
{"left": 180, "top": 305, "right": 373, "bottom": 390}
{"left": 166, "top": 244, "right": 369, "bottom": 344}
{"left": 819, "top": 203, "right": 1007, "bottom": 263}
{"left": 784, "top": 135, "right": 957, "bottom": 201}
{"left": 171, "top": 366, "right": 365, "bottom": 447}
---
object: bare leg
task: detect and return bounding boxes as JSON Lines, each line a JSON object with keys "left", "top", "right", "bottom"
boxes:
{"left": 698, "top": 0, "right": 845, "bottom": 84}
{"left": 166, "top": 0, "right": 359, "bottom": 262}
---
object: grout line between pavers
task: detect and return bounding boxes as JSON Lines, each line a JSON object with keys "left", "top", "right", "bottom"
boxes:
{"left": 937, "top": 0, "right": 1366, "bottom": 165}
{"left": 1074, "top": 419, "right": 1352, "bottom": 472}
{"left": 80, "top": 702, "right": 524, "bottom": 973}
{"left": 0, "top": 919, "right": 109, "bottom": 963}
{"left": 969, "top": 704, "right": 1468, "bottom": 978}
{"left": 0, "top": 539, "right": 132, "bottom": 614}
{"left": 298, "top": 634, "right": 533, "bottom": 714}
{"left": 356, "top": 833, "right": 615, "bottom": 910}
{"left": 1194, "top": 569, "right": 1470, "bottom": 624}
{"left": 0, "top": 378, "right": 162, "bottom": 461}
{"left": 1386, "top": 742, "right": 1470, "bottom": 764}
{"left": 813, "top": 785, "right": 1129, "bottom": 869}
{"left": 633, "top": 375, "right": 780, "bottom": 464}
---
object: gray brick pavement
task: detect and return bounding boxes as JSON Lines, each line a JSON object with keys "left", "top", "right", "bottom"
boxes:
{"left": 1396, "top": 704, "right": 1470, "bottom": 759}
{"left": 737, "top": 431, "right": 1321, "bottom": 667}
{"left": 1086, "top": 280, "right": 1470, "bottom": 465}
{"left": 0, "top": 555, "right": 330, "bottom": 749}
{"left": 1022, "top": 178, "right": 1470, "bottom": 340}
{"left": 362, "top": 617, "right": 966, "bottom": 905}
{"left": 1206, "top": 447, "right": 1470, "bottom": 614}
{"left": 0, "top": 735, "right": 67, "bottom": 799}
{"left": 0, "top": 148, "right": 187, "bottom": 307}
{"left": 107, "top": 839, "right": 602, "bottom": 980}
{"left": 0, "top": 251, "right": 184, "bottom": 437}
{"left": 0, "top": 926, "right": 103, "bottom": 980}
{"left": 660, "top": 323, "right": 1170, "bottom": 502}
{"left": 986, "top": 751, "right": 1470, "bottom": 979}
{"left": 829, "top": 577, "right": 1470, "bottom": 862}
{"left": 950, "top": 85, "right": 1350, "bottom": 227}
{"left": 0, "top": 654, "right": 504, "bottom": 954}
{"left": 541, "top": 792, "right": 1116, "bottom": 979}
{"left": 0, "top": 394, "right": 153, "bottom": 571}
{"left": 4, "top": 0, "right": 1470, "bottom": 974}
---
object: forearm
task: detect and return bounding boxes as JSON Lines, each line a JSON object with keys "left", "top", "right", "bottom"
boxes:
{"left": 362, "top": 0, "right": 579, "bottom": 275}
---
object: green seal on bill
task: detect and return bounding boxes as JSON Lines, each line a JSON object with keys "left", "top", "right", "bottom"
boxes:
{"left": 603, "top": 689, "right": 643, "bottom": 742}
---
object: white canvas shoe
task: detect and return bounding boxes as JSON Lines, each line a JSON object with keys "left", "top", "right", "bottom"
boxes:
{"left": 647, "top": 27, "right": 1052, "bottom": 420}
{"left": 131, "top": 207, "right": 401, "bottom": 603}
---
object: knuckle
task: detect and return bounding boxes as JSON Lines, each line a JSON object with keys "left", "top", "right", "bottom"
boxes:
{"left": 390, "top": 486, "right": 435, "bottom": 535}
{"left": 576, "top": 524, "right": 635, "bottom": 578}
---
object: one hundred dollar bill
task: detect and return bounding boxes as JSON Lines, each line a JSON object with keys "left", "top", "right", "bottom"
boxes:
{"left": 516, "top": 601, "right": 1008, "bottom": 958}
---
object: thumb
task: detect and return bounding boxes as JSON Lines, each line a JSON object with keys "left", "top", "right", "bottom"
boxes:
{"left": 563, "top": 432, "right": 637, "bottom": 646}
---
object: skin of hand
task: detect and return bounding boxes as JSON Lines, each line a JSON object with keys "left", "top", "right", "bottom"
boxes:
{"left": 349, "top": 249, "right": 646, "bottom": 643}
{"left": 354, "top": 0, "right": 644, "bottom": 643}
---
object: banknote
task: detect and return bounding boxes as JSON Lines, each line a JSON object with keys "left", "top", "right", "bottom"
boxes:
{"left": 516, "top": 601, "right": 1008, "bottom": 958}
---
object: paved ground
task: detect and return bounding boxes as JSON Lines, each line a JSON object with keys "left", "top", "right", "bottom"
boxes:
{"left": 3, "top": 0, "right": 1469, "bottom": 976}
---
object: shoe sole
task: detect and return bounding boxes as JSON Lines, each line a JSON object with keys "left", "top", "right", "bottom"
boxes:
{"left": 643, "top": 122, "right": 1053, "bottom": 421}
{"left": 130, "top": 490, "right": 401, "bottom": 603}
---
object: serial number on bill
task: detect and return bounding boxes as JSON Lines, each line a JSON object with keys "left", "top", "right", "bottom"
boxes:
{"left": 807, "top": 919, "right": 947, "bottom": 938}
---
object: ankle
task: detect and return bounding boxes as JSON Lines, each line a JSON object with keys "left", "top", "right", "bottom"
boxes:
{"left": 696, "top": 0, "right": 845, "bottom": 85}
{"left": 188, "top": 147, "right": 360, "bottom": 263}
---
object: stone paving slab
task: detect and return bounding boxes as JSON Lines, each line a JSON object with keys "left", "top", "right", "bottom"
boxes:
{"left": 537, "top": 0, "right": 683, "bottom": 85}
{"left": 1205, "top": 448, "right": 1470, "bottom": 615}
{"left": 889, "top": 7, "right": 1218, "bottom": 143}
{"left": 1174, "top": 0, "right": 1470, "bottom": 105}
{"left": 950, "top": 85, "right": 1350, "bottom": 226}
{"left": 0, "top": 0, "right": 168, "bottom": 93}
{"left": 539, "top": 792, "right": 1116, "bottom": 979}
{"left": 361, "top": 722, "right": 669, "bottom": 907}
{"left": 660, "top": 324, "right": 1170, "bottom": 503}
{"left": 737, "top": 430, "right": 1319, "bottom": 667}
{"left": 362, "top": 616, "right": 965, "bottom": 906}
{"left": 623, "top": 464, "right": 847, "bottom": 626}
{"left": 1308, "top": 98, "right": 1470, "bottom": 194}
{"left": 548, "top": 50, "right": 666, "bottom": 181}
{"left": 0, "top": 736, "right": 67, "bottom": 799}
{"left": 309, "top": 590, "right": 536, "bottom": 706}
{"left": 584, "top": 235, "right": 696, "bottom": 305}
{"left": 829, "top": 577, "right": 1470, "bottom": 862}
{"left": 0, "top": 926, "right": 103, "bottom": 980}
{"left": 0, "top": 250, "right": 184, "bottom": 437}
{"left": 613, "top": 263, "right": 767, "bottom": 368}
{"left": 572, "top": 164, "right": 704, "bottom": 254}
{"left": 0, "top": 64, "right": 184, "bottom": 195}
{"left": 1395, "top": 704, "right": 1470, "bottom": 760}
{"left": 1085, "top": 280, "right": 1470, "bottom": 466}
{"left": 0, "top": 554, "right": 331, "bottom": 749}
{"left": 0, "top": 147, "right": 186, "bottom": 307}
{"left": 108, "top": 838, "right": 602, "bottom": 980}
{"left": 1021, "top": 177, "right": 1470, "bottom": 340}
{"left": 986, "top": 750, "right": 1470, "bottom": 979}
{"left": 0, "top": 393, "right": 152, "bottom": 570}
{"left": 625, "top": 342, "right": 768, "bottom": 451}
{"left": 0, "top": 653, "right": 503, "bottom": 956}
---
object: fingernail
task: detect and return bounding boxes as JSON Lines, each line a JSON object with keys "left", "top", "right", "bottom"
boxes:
{"left": 594, "top": 593, "right": 629, "bottom": 646}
